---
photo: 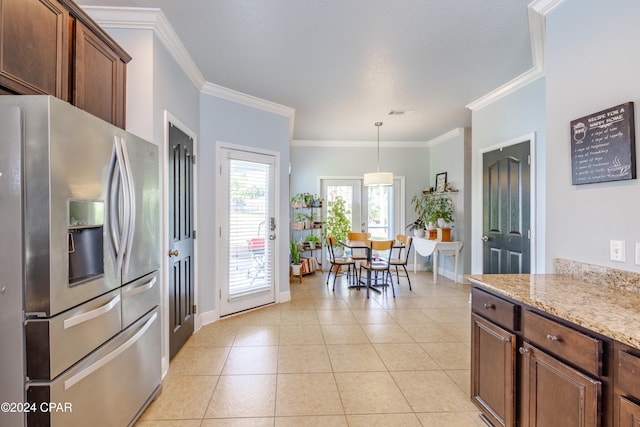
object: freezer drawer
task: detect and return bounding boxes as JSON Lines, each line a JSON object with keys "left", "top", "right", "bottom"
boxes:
{"left": 27, "top": 307, "right": 161, "bottom": 427}
{"left": 121, "top": 271, "right": 160, "bottom": 329}
{"left": 26, "top": 288, "right": 122, "bottom": 381}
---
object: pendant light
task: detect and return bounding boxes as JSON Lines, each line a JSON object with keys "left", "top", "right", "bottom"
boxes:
{"left": 363, "top": 121, "right": 393, "bottom": 186}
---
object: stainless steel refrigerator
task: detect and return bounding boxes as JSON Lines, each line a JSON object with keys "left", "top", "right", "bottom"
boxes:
{"left": 0, "top": 96, "right": 161, "bottom": 426}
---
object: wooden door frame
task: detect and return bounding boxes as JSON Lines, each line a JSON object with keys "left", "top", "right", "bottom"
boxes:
{"left": 476, "top": 133, "right": 537, "bottom": 274}
{"left": 162, "top": 111, "right": 198, "bottom": 376}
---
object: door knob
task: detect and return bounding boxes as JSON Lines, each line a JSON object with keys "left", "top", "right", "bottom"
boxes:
{"left": 481, "top": 235, "right": 489, "bottom": 242}
{"left": 168, "top": 249, "right": 179, "bottom": 257}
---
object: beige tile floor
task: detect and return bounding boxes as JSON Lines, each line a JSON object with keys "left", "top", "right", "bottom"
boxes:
{"left": 135, "top": 271, "right": 486, "bottom": 426}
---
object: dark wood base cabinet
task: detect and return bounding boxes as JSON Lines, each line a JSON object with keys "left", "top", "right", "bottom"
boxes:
{"left": 0, "top": 0, "right": 130, "bottom": 128}
{"left": 472, "top": 313, "right": 516, "bottom": 427}
{"left": 615, "top": 343, "right": 640, "bottom": 427}
{"left": 520, "top": 341, "right": 601, "bottom": 427}
{"left": 471, "top": 284, "right": 627, "bottom": 427}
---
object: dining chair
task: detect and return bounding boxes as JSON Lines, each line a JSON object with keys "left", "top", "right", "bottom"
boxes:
{"left": 326, "top": 236, "right": 356, "bottom": 291}
{"left": 359, "top": 239, "right": 396, "bottom": 297}
{"left": 347, "top": 231, "right": 370, "bottom": 282}
{"left": 390, "top": 235, "right": 412, "bottom": 290}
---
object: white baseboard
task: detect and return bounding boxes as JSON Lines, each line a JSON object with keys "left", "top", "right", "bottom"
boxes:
{"left": 199, "top": 309, "right": 219, "bottom": 328}
{"left": 279, "top": 290, "right": 291, "bottom": 303}
{"left": 161, "top": 356, "right": 169, "bottom": 379}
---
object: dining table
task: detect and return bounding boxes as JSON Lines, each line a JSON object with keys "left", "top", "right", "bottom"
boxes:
{"left": 339, "top": 239, "right": 405, "bottom": 298}
{"left": 412, "top": 236, "right": 463, "bottom": 283}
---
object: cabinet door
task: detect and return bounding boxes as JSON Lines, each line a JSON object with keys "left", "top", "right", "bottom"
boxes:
{"left": 471, "top": 313, "right": 517, "bottom": 427}
{"left": 73, "top": 20, "right": 126, "bottom": 128}
{"left": 521, "top": 341, "right": 601, "bottom": 427}
{"left": 618, "top": 396, "right": 640, "bottom": 427}
{"left": 0, "top": 0, "right": 69, "bottom": 97}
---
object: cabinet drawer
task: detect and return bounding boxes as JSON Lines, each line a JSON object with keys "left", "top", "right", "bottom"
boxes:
{"left": 523, "top": 310, "right": 602, "bottom": 376}
{"left": 471, "top": 287, "right": 518, "bottom": 330}
{"left": 618, "top": 350, "right": 640, "bottom": 397}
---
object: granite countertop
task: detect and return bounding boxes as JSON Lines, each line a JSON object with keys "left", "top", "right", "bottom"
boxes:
{"left": 469, "top": 274, "right": 640, "bottom": 350}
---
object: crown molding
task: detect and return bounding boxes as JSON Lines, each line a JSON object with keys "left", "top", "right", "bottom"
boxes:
{"left": 466, "top": 0, "right": 566, "bottom": 111}
{"left": 201, "top": 82, "right": 295, "bottom": 119}
{"left": 82, "top": 6, "right": 296, "bottom": 125}
{"left": 291, "top": 140, "right": 428, "bottom": 148}
{"left": 426, "top": 128, "right": 464, "bottom": 147}
{"left": 82, "top": 6, "right": 206, "bottom": 89}
{"left": 528, "top": 0, "right": 566, "bottom": 15}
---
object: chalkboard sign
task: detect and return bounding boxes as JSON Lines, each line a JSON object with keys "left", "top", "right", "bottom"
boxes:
{"left": 570, "top": 102, "right": 636, "bottom": 185}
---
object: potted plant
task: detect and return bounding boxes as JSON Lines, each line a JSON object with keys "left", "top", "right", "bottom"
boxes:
{"left": 304, "top": 233, "right": 321, "bottom": 249}
{"left": 291, "top": 193, "right": 305, "bottom": 208}
{"left": 406, "top": 217, "right": 426, "bottom": 237}
{"left": 408, "top": 193, "right": 433, "bottom": 237}
{"left": 432, "top": 194, "right": 454, "bottom": 227}
{"left": 290, "top": 239, "right": 302, "bottom": 275}
{"left": 430, "top": 193, "right": 454, "bottom": 241}
{"left": 325, "top": 196, "right": 351, "bottom": 256}
{"left": 292, "top": 212, "right": 306, "bottom": 229}
{"left": 310, "top": 194, "right": 323, "bottom": 207}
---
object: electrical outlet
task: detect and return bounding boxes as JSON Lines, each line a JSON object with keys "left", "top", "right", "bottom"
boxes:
{"left": 610, "top": 240, "right": 626, "bottom": 262}
{"left": 636, "top": 242, "right": 640, "bottom": 265}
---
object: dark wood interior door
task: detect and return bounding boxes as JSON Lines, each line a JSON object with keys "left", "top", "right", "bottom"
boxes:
{"left": 168, "top": 123, "right": 194, "bottom": 359}
{"left": 483, "top": 141, "right": 531, "bottom": 274}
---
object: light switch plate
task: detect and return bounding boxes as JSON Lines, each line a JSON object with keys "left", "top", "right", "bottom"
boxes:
{"left": 610, "top": 240, "right": 626, "bottom": 262}
{"left": 636, "top": 242, "right": 640, "bottom": 265}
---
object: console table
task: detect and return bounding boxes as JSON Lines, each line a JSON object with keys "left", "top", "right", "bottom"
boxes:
{"left": 412, "top": 237, "right": 463, "bottom": 283}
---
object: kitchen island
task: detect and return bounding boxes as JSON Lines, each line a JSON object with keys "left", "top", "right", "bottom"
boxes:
{"left": 469, "top": 270, "right": 640, "bottom": 427}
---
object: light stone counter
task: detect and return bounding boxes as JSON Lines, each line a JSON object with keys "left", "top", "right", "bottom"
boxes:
{"left": 469, "top": 273, "right": 640, "bottom": 350}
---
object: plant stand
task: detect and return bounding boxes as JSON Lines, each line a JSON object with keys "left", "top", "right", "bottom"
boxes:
{"left": 290, "top": 264, "right": 302, "bottom": 283}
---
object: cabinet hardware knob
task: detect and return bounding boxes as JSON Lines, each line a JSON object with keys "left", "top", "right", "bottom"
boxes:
{"left": 546, "top": 334, "right": 559, "bottom": 342}
{"left": 519, "top": 347, "right": 529, "bottom": 355}
{"left": 168, "top": 249, "right": 179, "bottom": 257}
{"left": 483, "top": 303, "right": 495, "bottom": 309}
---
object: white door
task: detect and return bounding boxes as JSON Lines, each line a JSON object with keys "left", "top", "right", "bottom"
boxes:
{"left": 321, "top": 179, "right": 363, "bottom": 232}
{"left": 219, "top": 147, "right": 276, "bottom": 316}
{"left": 321, "top": 178, "right": 402, "bottom": 240}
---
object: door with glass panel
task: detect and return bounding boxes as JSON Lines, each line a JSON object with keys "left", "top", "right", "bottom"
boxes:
{"left": 220, "top": 148, "right": 276, "bottom": 316}
{"left": 321, "top": 178, "right": 399, "bottom": 242}
{"left": 322, "top": 179, "right": 363, "bottom": 234}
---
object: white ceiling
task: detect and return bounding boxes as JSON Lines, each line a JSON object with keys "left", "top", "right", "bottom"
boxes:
{"left": 77, "top": 0, "right": 535, "bottom": 142}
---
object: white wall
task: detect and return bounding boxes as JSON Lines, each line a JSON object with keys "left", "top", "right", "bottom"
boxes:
{"left": 471, "top": 77, "right": 546, "bottom": 273}
{"left": 290, "top": 143, "right": 428, "bottom": 232}
{"left": 428, "top": 129, "right": 471, "bottom": 281}
{"left": 545, "top": 0, "right": 640, "bottom": 272}
{"left": 199, "top": 94, "right": 292, "bottom": 315}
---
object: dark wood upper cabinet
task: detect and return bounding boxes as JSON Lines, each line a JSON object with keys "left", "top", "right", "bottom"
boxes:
{"left": 0, "top": 0, "right": 131, "bottom": 128}
{"left": 0, "top": 0, "right": 69, "bottom": 98}
{"left": 73, "top": 20, "right": 126, "bottom": 128}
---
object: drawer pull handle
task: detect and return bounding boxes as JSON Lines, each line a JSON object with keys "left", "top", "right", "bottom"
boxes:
{"left": 546, "top": 334, "right": 559, "bottom": 342}
{"left": 483, "top": 303, "right": 495, "bottom": 310}
{"left": 519, "top": 347, "right": 529, "bottom": 355}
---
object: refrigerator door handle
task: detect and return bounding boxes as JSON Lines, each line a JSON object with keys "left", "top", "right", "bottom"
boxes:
{"left": 63, "top": 311, "right": 157, "bottom": 391}
{"left": 106, "top": 142, "right": 122, "bottom": 274}
{"left": 122, "top": 276, "right": 156, "bottom": 299}
{"left": 63, "top": 294, "right": 121, "bottom": 330}
{"left": 119, "top": 136, "right": 136, "bottom": 276}
{"left": 109, "top": 135, "right": 131, "bottom": 279}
